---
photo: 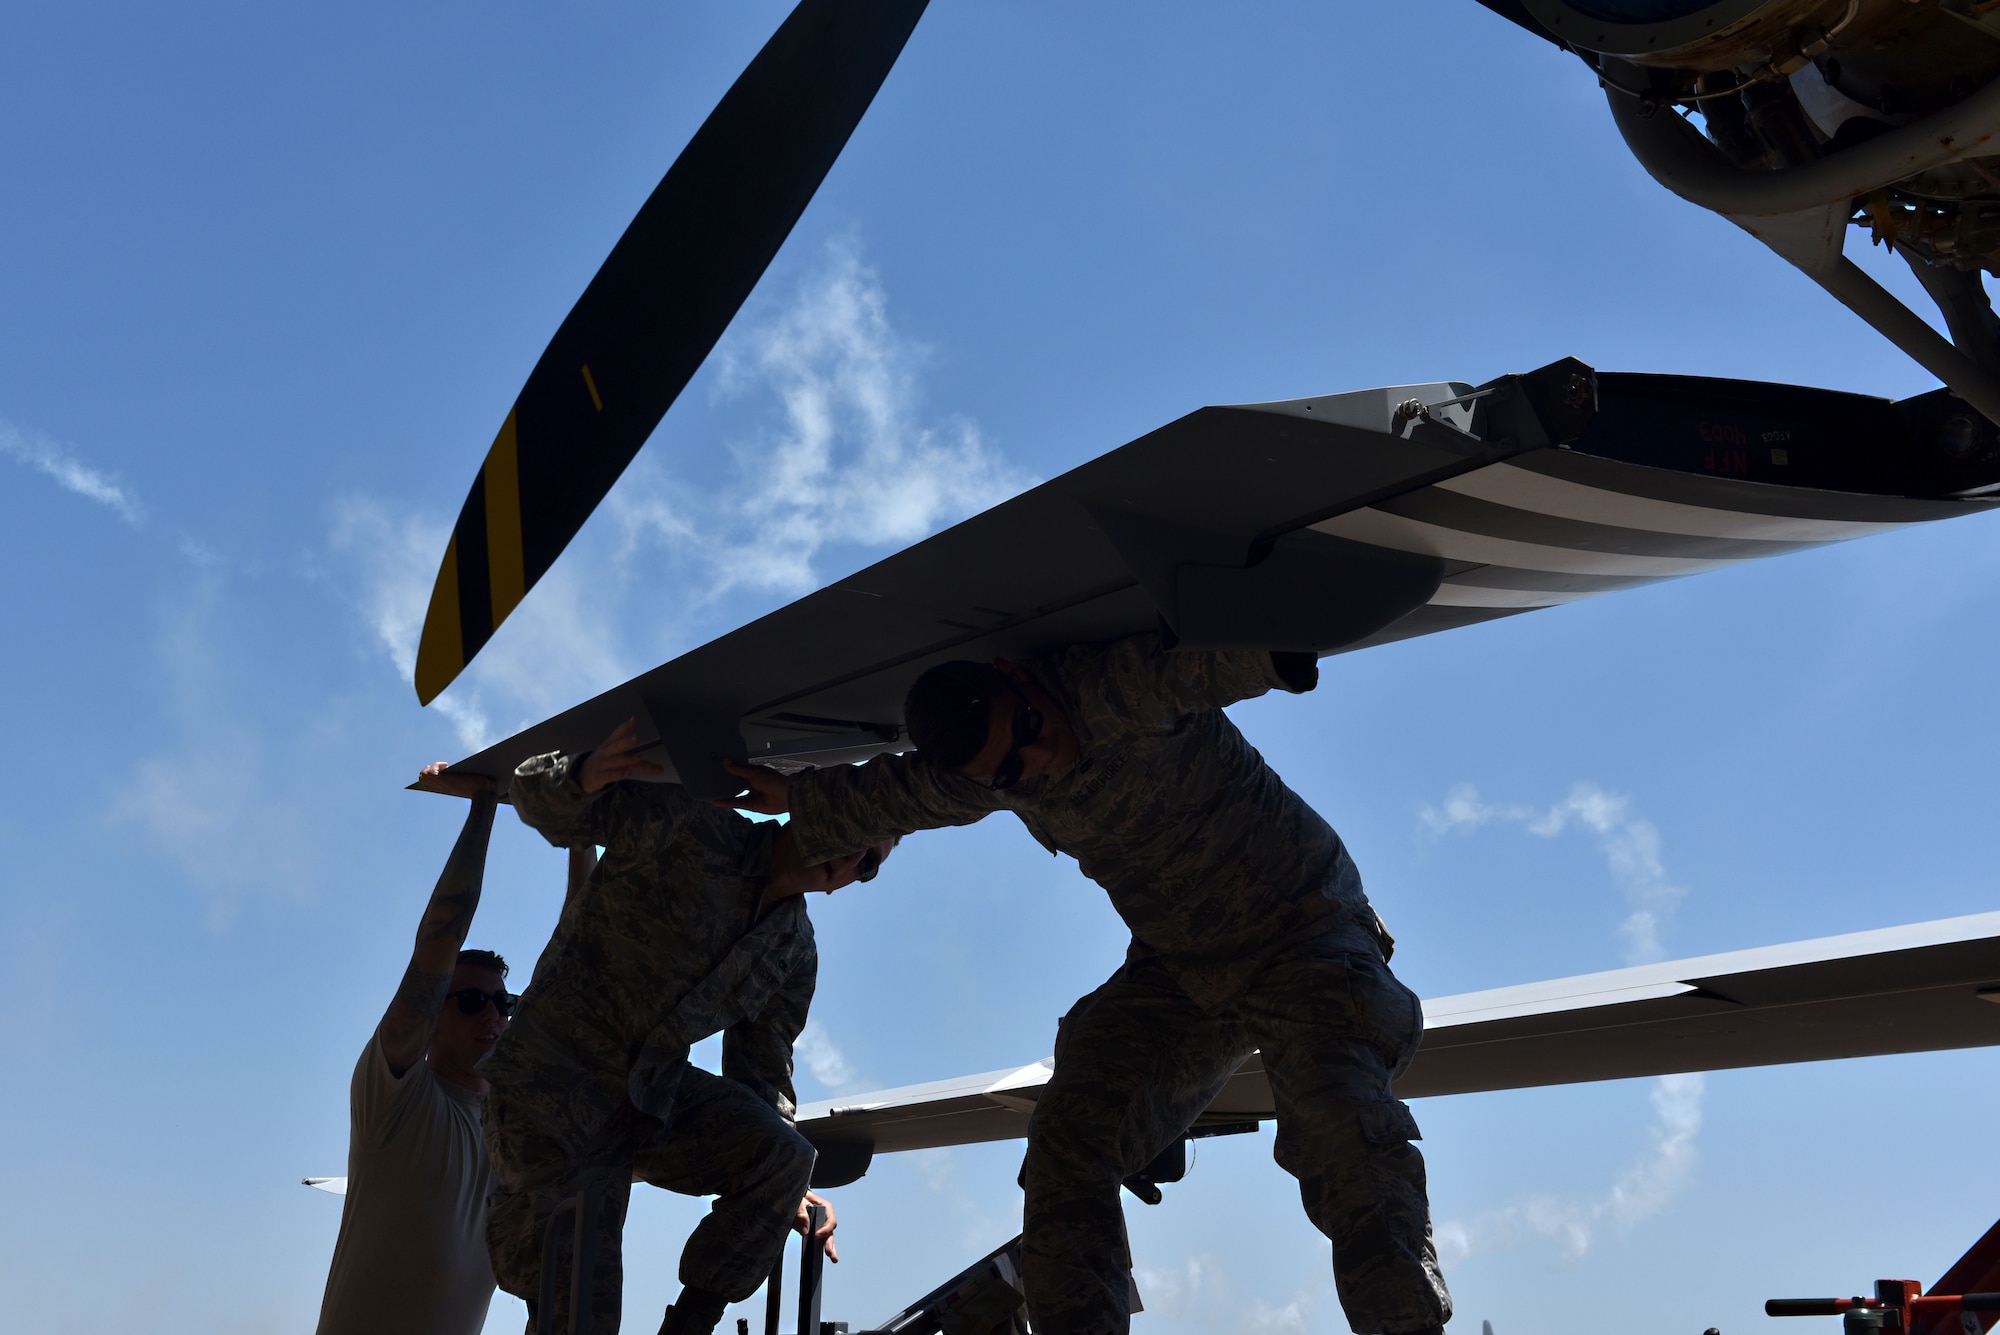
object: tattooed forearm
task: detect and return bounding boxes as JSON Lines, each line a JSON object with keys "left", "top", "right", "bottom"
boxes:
{"left": 379, "top": 960, "right": 451, "bottom": 1076}
{"left": 408, "top": 793, "right": 497, "bottom": 975}
{"left": 395, "top": 960, "right": 451, "bottom": 1021}
{"left": 416, "top": 886, "right": 480, "bottom": 947}
{"left": 378, "top": 793, "right": 498, "bottom": 1073}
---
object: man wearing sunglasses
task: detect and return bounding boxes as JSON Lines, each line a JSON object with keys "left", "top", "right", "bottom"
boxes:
{"left": 316, "top": 763, "right": 520, "bottom": 1335}
{"left": 483, "top": 718, "right": 894, "bottom": 1335}
{"left": 722, "top": 635, "right": 1450, "bottom": 1335}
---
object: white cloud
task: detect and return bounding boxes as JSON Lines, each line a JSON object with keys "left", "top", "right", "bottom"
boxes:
{"left": 1434, "top": 1072, "right": 1706, "bottom": 1268}
{"left": 1419, "top": 781, "right": 1685, "bottom": 963}
{"left": 322, "top": 496, "right": 632, "bottom": 752}
{"left": 1131, "top": 1251, "right": 1334, "bottom": 1334}
{"left": 4, "top": 424, "right": 330, "bottom": 925}
{"left": 324, "top": 497, "right": 440, "bottom": 683}
{"left": 1421, "top": 781, "right": 1704, "bottom": 1265}
{"left": 323, "top": 240, "right": 1025, "bottom": 753}
{"left": 1133, "top": 1253, "right": 1228, "bottom": 1321}
{"left": 106, "top": 573, "right": 316, "bottom": 926}
{"left": 113, "top": 731, "right": 312, "bottom": 928}
{"left": 453, "top": 552, "right": 629, "bottom": 738}
{"left": 0, "top": 419, "right": 143, "bottom": 525}
{"left": 323, "top": 498, "right": 495, "bottom": 751}
{"left": 796, "top": 1020, "right": 860, "bottom": 1093}
{"left": 1241, "top": 1298, "right": 1310, "bottom": 1335}
{"left": 909, "top": 1146, "right": 1019, "bottom": 1254}
{"left": 617, "top": 239, "right": 1032, "bottom": 600}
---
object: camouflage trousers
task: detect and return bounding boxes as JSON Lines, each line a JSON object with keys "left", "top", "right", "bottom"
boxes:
{"left": 1021, "top": 929, "right": 1451, "bottom": 1335}
{"left": 486, "top": 1066, "right": 815, "bottom": 1335}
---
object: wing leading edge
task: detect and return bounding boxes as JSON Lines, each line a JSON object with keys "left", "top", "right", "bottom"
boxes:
{"left": 446, "top": 363, "right": 1999, "bottom": 796}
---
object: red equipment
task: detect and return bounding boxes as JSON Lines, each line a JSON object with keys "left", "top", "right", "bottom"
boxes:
{"left": 1767, "top": 1219, "right": 2000, "bottom": 1335}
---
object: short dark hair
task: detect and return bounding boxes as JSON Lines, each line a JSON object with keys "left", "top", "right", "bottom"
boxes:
{"left": 904, "top": 661, "right": 1010, "bottom": 771}
{"left": 456, "top": 948, "right": 509, "bottom": 978}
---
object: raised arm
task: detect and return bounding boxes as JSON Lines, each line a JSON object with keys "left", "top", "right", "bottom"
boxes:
{"left": 729, "top": 752, "right": 997, "bottom": 865}
{"left": 377, "top": 765, "right": 498, "bottom": 1078}
{"left": 512, "top": 716, "right": 674, "bottom": 853}
{"left": 1097, "top": 634, "right": 1318, "bottom": 721}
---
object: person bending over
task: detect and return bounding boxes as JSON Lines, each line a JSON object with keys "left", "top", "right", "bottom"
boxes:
{"left": 316, "top": 764, "right": 512, "bottom": 1335}
{"left": 725, "top": 635, "right": 1451, "bottom": 1335}
{"left": 486, "top": 719, "right": 893, "bottom": 1335}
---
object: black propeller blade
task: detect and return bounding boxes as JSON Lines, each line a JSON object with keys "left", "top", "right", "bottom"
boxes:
{"left": 416, "top": 0, "right": 930, "bottom": 704}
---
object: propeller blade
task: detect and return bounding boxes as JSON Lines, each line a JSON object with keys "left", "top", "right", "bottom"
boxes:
{"left": 414, "top": 0, "right": 930, "bottom": 704}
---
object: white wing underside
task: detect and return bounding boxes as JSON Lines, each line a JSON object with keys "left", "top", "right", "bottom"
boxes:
{"left": 303, "top": 913, "right": 2000, "bottom": 1188}
{"left": 795, "top": 912, "right": 2000, "bottom": 1155}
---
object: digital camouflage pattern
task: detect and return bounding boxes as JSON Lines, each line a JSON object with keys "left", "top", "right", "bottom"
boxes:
{"left": 485, "top": 1065, "right": 813, "bottom": 1335}
{"left": 1022, "top": 932, "right": 1449, "bottom": 1335}
{"left": 484, "top": 753, "right": 818, "bottom": 1333}
{"left": 787, "top": 635, "right": 1367, "bottom": 1010}
{"left": 785, "top": 635, "right": 1450, "bottom": 1334}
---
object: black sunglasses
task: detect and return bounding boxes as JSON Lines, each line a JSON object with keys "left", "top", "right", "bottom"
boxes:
{"left": 446, "top": 987, "right": 518, "bottom": 1018}
{"left": 986, "top": 700, "right": 1044, "bottom": 792}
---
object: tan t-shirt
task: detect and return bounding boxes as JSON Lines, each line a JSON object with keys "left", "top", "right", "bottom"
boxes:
{"left": 315, "top": 1034, "right": 496, "bottom": 1335}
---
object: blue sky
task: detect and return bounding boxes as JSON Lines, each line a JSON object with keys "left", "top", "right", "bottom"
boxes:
{"left": 3, "top": 3, "right": 1998, "bottom": 1332}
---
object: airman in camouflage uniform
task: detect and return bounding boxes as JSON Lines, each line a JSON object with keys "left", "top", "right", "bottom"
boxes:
{"left": 485, "top": 721, "right": 877, "bottom": 1335}
{"left": 728, "top": 635, "right": 1450, "bottom": 1335}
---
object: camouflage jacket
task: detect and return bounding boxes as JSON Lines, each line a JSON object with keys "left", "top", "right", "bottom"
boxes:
{"left": 788, "top": 635, "right": 1370, "bottom": 1010}
{"left": 483, "top": 752, "right": 815, "bottom": 1140}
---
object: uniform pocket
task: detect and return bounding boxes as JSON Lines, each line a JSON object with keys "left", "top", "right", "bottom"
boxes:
{"left": 1341, "top": 955, "right": 1424, "bottom": 1076}
{"left": 1358, "top": 1098, "right": 1422, "bottom": 1145}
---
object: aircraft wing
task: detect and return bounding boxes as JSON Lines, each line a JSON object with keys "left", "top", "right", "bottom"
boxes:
{"left": 794, "top": 912, "right": 2000, "bottom": 1177}
{"left": 444, "top": 362, "right": 1997, "bottom": 797}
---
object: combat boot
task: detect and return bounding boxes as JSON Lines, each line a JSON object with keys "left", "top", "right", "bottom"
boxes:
{"left": 657, "top": 1286, "right": 728, "bottom": 1335}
